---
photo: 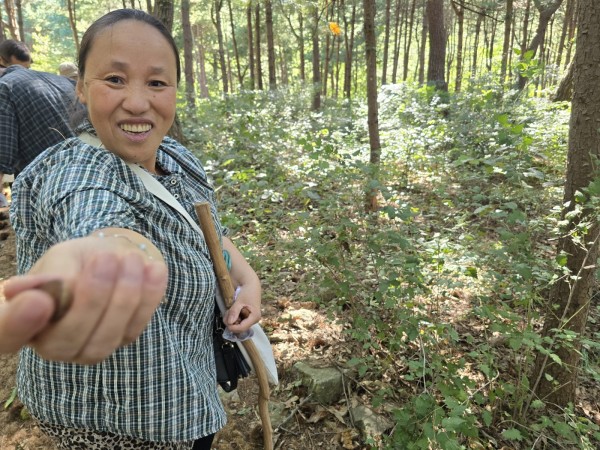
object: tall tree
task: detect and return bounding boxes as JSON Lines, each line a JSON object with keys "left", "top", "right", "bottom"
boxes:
{"left": 14, "top": 0, "right": 22, "bottom": 42}
{"left": 363, "top": 0, "right": 381, "bottom": 212}
{"left": 66, "top": 0, "right": 80, "bottom": 53}
{"left": 193, "top": 24, "right": 210, "bottom": 98}
{"left": 213, "top": 0, "right": 229, "bottom": 94}
{"left": 381, "top": 0, "right": 392, "bottom": 85}
{"left": 247, "top": 3, "right": 256, "bottom": 89}
{"left": 255, "top": 3, "right": 264, "bottom": 90}
{"left": 3, "top": 0, "right": 18, "bottom": 39}
{"left": 265, "top": 0, "right": 277, "bottom": 89}
{"left": 402, "top": 0, "right": 417, "bottom": 81}
{"left": 343, "top": 0, "right": 357, "bottom": 99}
{"left": 529, "top": 0, "right": 600, "bottom": 410}
{"left": 311, "top": 4, "right": 322, "bottom": 110}
{"left": 451, "top": 0, "right": 464, "bottom": 92}
{"left": 518, "top": 0, "right": 564, "bottom": 90}
{"left": 418, "top": 2, "right": 428, "bottom": 84}
{"left": 153, "top": 0, "right": 174, "bottom": 31}
{"left": 182, "top": 0, "right": 195, "bottom": 108}
{"left": 227, "top": 0, "right": 243, "bottom": 87}
{"left": 500, "top": 0, "right": 514, "bottom": 83}
{"left": 426, "top": 0, "right": 447, "bottom": 91}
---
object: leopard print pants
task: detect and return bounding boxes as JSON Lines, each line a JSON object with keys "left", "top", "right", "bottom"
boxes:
{"left": 38, "top": 421, "right": 197, "bottom": 450}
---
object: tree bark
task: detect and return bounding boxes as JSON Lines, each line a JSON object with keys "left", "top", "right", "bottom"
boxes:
{"left": 14, "top": 0, "right": 23, "bottom": 42}
{"left": 343, "top": 0, "right": 357, "bottom": 99}
{"left": 213, "top": 0, "right": 229, "bottom": 94}
{"left": 194, "top": 24, "right": 210, "bottom": 98}
{"left": 500, "top": 0, "right": 514, "bottom": 83}
{"left": 418, "top": 3, "right": 428, "bottom": 84}
{"left": 265, "top": 0, "right": 277, "bottom": 89}
{"left": 381, "top": 0, "right": 392, "bottom": 85}
{"left": 363, "top": 0, "right": 381, "bottom": 212}
{"left": 247, "top": 3, "right": 255, "bottom": 89}
{"left": 530, "top": 0, "right": 600, "bottom": 410}
{"left": 255, "top": 3, "right": 264, "bottom": 90}
{"left": 552, "top": 59, "right": 574, "bottom": 102}
{"left": 402, "top": 0, "right": 417, "bottom": 81}
{"left": 182, "top": 0, "right": 195, "bottom": 108}
{"left": 153, "top": 0, "right": 174, "bottom": 31}
{"left": 311, "top": 5, "right": 321, "bottom": 110}
{"left": 227, "top": 0, "right": 243, "bottom": 87}
{"left": 426, "top": 0, "right": 447, "bottom": 91}
{"left": 451, "top": 0, "right": 464, "bottom": 92}
{"left": 3, "top": 0, "right": 18, "bottom": 39}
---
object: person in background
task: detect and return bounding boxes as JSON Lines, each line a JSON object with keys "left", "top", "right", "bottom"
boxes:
{"left": 0, "top": 39, "right": 31, "bottom": 74}
{"left": 58, "top": 61, "right": 78, "bottom": 81}
{"left": 5, "top": 8, "right": 262, "bottom": 450}
{"left": 0, "top": 47, "right": 83, "bottom": 207}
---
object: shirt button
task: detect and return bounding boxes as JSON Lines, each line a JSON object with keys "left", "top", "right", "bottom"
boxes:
{"left": 170, "top": 179, "right": 177, "bottom": 185}
{"left": 174, "top": 194, "right": 180, "bottom": 199}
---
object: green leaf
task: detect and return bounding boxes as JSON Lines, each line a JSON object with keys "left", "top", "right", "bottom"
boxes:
{"left": 482, "top": 410, "right": 493, "bottom": 427}
{"left": 501, "top": 428, "right": 523, "bottom": 441}
{"left": 3, "top": 388, "right": 17, "bottom": 410}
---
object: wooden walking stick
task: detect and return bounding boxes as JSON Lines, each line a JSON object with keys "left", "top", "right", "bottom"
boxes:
{"left": 194, "top": 203, "right": 273, "bottom": 450}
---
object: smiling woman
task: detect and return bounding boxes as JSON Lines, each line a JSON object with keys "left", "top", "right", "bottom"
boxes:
{"left": 2, "top": 8, "right": 263, "bottom": 450}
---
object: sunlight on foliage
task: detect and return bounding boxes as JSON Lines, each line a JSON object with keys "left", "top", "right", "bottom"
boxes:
{"left": 181, "top": 80, "right": 597, "bottom": 449}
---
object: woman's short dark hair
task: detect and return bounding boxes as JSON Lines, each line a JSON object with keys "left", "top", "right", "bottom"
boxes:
{"left": 78, "top": 9, "right": 181, "bottom": 84}
{"left": 0, "top": 40, "right": 32, "bottom": 66}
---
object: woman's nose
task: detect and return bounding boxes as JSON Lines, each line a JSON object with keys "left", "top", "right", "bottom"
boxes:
{"left": 121, "top": 84, "right": 151, "bottom": 114}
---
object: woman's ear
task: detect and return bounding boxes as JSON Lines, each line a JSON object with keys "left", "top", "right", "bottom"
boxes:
{"left": 75, "top": 80, "right": 86, "bottom": 105}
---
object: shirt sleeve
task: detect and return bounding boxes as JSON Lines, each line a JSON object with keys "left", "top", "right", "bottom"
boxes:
{"left": 0, "top": 83, "right": 19, "bottom": 174}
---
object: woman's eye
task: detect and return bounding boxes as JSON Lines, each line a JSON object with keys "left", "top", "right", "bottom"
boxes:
{"left": 149, "top": 80, "right": 167, "bottom": 87}
{"left": 106, "top": 76, "right": 122, "bottom": 84}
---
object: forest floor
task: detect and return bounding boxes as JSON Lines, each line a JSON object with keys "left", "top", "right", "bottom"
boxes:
{"left": 0, "top": 205, "right": 360, "bottom": 450}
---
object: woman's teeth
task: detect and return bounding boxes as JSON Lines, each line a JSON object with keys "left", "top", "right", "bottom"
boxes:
{"left": 121, "top": 123, "right": 151, "bottom": 133}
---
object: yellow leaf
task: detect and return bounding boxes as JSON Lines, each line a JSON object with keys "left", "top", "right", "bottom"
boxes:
{"left": 329, "top": 22, "right": 342, "bottom": 36}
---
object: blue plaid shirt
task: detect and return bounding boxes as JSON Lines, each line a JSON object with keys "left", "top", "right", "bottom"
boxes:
{"left": 10, "top": 124, "right": 227, "bottom": 442}
{"left": 0, "top": 65, "right": 81, "bottom": 175}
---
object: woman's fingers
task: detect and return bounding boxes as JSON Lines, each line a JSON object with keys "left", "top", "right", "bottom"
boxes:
{"left": 0, "top": 292, "right": 54, "bottom": 353}
{"left": 74, "top": 252, "right": 145, "bottom": 364}
{"left": 31, "top": 252, "right": 121, "bottom": 362}
{"left": 122, "top": 260, "right": 168, "bottom": 346}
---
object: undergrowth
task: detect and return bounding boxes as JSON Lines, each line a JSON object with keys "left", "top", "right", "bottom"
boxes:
{"left": 182, "top": 80, "right": 599, "bottom": 449}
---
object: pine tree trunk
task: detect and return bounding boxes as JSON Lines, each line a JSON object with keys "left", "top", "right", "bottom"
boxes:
{"left": 4, "top": 0, "right": 18, "bottom": 39}
{"left": 247, "top": 4, "right": 255, "bottom": 89}
{"left": 213, "top": 0, "right": 229, "bottom": 94}
{"left": 227, "top": 0, "right": 243, "bottom": 87}
{"left": 363, "top": 0, "right": 381, "bottom": 212}
{"left": 265, "top": 0, "right": 276, "bottom": 89}
{"left": 451, "top": 1, "right": 464, "bottom": 92}
{"left": 153, "top": 0, "right": 174, "bottom": 31}
{"left": 381, "top": 0, "right": 392, "bottom": 85}
{"left": 311, "top": 5, "right": 321, "bottom": 110}
{"left": 530, "top": 0, "right": 600, "bottom": 411}
{"left": 418, "top": 4, "right": 428, "bottom": 84}
{"left": 343, "top": 0, "right": 356, "bottom": 99}
{"left": 426, "top": 0, "right": 447, "bottom": 91}
{"left": 255, "top": 3, "right": 264, "bottom": 90}
{"left": 298, "top": 11, "right": 306, "bottom": 82}
{"left": 195, "top": 25, "right": 210, "bottom": 99}
{"left": 391, "top": 0, "right": 403, "bottom": 84}
{"left": 182, "top": 0, "right": 195, "bottom": 108}
{"left": 500, "top": 0, "right": 513, "bottom": 83}
{"left": 66, "top": 0, "right": 80, "bottom": 52}
{"left": 403, "top": 0, "right": 417, "bottom": 82}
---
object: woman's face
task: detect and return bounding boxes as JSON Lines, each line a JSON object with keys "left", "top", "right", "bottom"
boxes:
{"left": 76, "top": 20, "right": 177, "bottom": 172}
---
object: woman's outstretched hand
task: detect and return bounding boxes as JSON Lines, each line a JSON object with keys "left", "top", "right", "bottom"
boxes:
{"left": 0, "top": 231, "right": 167, "bottom": 364}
